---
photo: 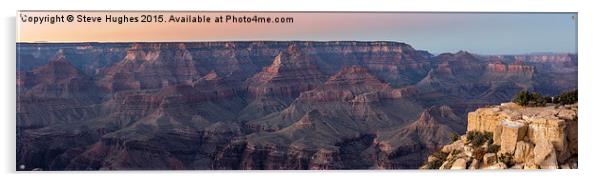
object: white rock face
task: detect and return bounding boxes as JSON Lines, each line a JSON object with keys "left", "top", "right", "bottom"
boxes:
{"left": 498, "top": 120, "right": 528, "bottom": 154}
{"left": 513, "top": 141, "right": 534, "bottom": 164}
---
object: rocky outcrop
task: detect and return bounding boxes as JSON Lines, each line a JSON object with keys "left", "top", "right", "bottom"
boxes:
{"left": 98, "top": 43, "right": 200, "bottom": 92}
{"left": 374, "top": 105, "right": 465, "bottom": 169}
{"left": 246, "top": 44, "right": 328, "bottom": 98}
{"left": 17, "top": 53, "right": 102, "bottom": 128}
{"left": 240, "top": 45, "right": 329, "bottom": 120}
{"left": 423, "top": 102, "right": 577, "bottom": 169}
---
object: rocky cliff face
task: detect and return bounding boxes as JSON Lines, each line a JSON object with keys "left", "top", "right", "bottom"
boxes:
{"left": 422, "top": 102, "right": 577, "bottom": 169}
{"left": 374, "top": 105, "right": 465, "bottom": 169}
{"left": 98, "top": 43, "right": 200, "bottom": 92}
{"left": 16, "top": 41, "right": 577, "bottom": 170}
{"left": 17, "top": 52, "right": 102, "bottom": 128}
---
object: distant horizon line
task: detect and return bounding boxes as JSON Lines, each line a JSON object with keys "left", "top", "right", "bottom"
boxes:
{"left": 16, "top": 40, "right": 577, "bottom": 56}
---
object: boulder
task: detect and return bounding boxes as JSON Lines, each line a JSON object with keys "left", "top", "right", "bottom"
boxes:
{"left": 427, "top": 156, "right": 439, "bottom": 163}
{"left": 483, "top": 153, "right": 497, "bottom": 166}
{"left": 511, "top": 164, "right": 524, "bottom": 169}
{"left": 463, "top": 146, "right": 473, "bottom": 157}
{"left": 484, "top": 162, "right": 507, "bottom": 169}
{"left": 441, "top": 140, "right": 464, "bottom": 154}
{"left": 524, "top": 162, "right": 539, "bottom": 169}
{"left": 450, "top": 158, "right": 467, "bottom": 170}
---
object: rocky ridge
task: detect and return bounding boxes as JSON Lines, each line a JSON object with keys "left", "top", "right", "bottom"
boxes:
{"left": 422, "top": 102, "right": 577, "bottom": 169}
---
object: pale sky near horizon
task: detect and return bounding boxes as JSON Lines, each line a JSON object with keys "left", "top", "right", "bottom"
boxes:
{"left": 17, "top": 12, "right": 577, "bottom": 55}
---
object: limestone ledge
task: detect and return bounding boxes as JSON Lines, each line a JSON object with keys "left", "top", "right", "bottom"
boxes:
{"left": 426, "top": 102, "right": 577, "bottom": 169}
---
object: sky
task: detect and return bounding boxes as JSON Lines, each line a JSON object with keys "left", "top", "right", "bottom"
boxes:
{"left": 17, "top": 12, "right": 577, "bottom": 55}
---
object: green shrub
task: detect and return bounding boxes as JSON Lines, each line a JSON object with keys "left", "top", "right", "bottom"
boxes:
{"left": 556, "top": 90, "right": 578, "bottom": 105}
{"left": 466, "top": 131, "right": 493, "bottom": 147}
{"left": 484, "top": 132, "right": 494, "bottom": 145}
{"left": 466, "top": 131, "right": 476, "bottom": 141}
{"left": 512, "top": 90, "right": 577, "bottom": 107}
{"left": 432, "top": 150, "right": 449, "bottom": 160}
{"left": 531, "top": 92, "right": 547, "bottom": 106}
{"left": 544, "top": 96, "right": 553, "bottom": 104}
{"left": 424, "top": 150, "right": 449, "bottom": 169}
{"left": 512, "top": 91, "right": 531, "bottom": 106}
{"left": 473, "top": 147, "right": 487, "bottom": 161}
{"left": 425, "top": 159, "right": 443, "bottom": 169}
{"left": 487, "top": 144, "right": 501, "bottom": 153}
{"left": 450, "top": 132, "right": 460, "bottom": 142}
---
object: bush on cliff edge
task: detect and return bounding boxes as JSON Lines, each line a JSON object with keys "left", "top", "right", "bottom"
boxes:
{"left": 512, "top": 90, "right": 577, "bottom": 107}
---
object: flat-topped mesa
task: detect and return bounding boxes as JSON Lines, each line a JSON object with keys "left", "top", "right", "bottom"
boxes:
{"left": 486, "top": 59, "right": 535, "bottom": 75}
{"left": 425, "top": 102, "right": 577, "bottom": 170}
{"left": 519, "top": 54, "right": 576, "bottom": 64}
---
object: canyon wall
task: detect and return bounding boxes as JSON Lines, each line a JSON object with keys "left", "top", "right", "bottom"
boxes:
{"left": 16, "top": 41, "right": 577, "bottom": 170}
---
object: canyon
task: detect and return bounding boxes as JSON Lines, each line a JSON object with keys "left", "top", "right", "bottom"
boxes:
{"left": 16, "top": 41, "right": 577, "bottom": 170}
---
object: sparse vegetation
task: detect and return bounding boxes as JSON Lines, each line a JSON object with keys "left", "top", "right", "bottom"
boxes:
{"left": 512, "top": 90, "right": 577, "bottom": 107}
{"left": 485, "top": 132, "right": 494, "bottom": 145}
{"left": 473, "top": 147, "right": 487, "bottom": 161}
{"left": 424, "top": 150, "right": 449, "bottom": 169}
{"left": 487, "top": 144, "right": 501, "bottom": 153}
{"left": 512, "top": 91, "right": 546, "bottom": 106}
{"left": 498, "top": 153, "right": 514, "bottom": 167}
{"left": 512, "top": 91, "right": 530, "bottom": 106}
{"left": 432, "top": 150, "right": 449, "bottom": 159}
{"left": 466, "top": 131, "right": 494, "bottom": 147}
{"left": 450, "top": 132, "right": 460, "bottom": 142}
{"left": 425, "top": 158, "right": 444, "bottom": 169}
{"left": 555, "top": 90, "right": 578, "bottom": 105}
